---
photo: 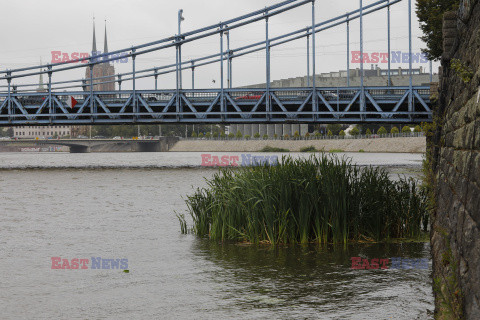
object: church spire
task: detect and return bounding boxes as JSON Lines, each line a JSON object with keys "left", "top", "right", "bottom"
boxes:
{"left": 104, "top": 20, "right": 108, "bottom": 53}
{"left": 92, "top": 17, "right": 97, "bottom": 54}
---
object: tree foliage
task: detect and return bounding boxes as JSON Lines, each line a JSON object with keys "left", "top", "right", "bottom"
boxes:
{"left": 416, "top": 0, "right": 459, "bottom": 60}
{"left": 378, "top": 126, "right": 388, "bottom": 135}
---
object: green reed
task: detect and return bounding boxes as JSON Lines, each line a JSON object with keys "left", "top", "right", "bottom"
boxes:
{"left": 182, "top": 154, "right": 428, "bottom": 244}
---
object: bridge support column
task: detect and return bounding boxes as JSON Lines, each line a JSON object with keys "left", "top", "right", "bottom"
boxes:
{"left": 275, "top": 124, "right": 283, "bottom": 137}
{"left": 300, "top": 124, "right": 309, "bottom": 136}
{"left": 292, "top": 124, "right": 300, "bottom": 137}
{"left": 259, "top": 125, "right": 267, "bottom": 137}
{"left": 251, "top": 124, "right": 260, "bottom": 137}
{"left": 266, "top": 125, "right": 275, "bottom": 138}
{"left": 244, "top": 124, "right": 252, "bottom": 137}
{"left": 69, "top": 145, "right": 91, "bottom": 153}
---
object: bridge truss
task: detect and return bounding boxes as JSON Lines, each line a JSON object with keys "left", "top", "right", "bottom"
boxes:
{"left": 0, "top": 0, "right": 432, "bottom": 126}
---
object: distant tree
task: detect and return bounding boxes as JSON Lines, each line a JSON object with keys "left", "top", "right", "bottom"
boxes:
{"left": 402, "top": 126, "right": 412, "bottom": 133}
{"left": 314, "top": 131, "right": 321, "bottom": 138}
{"left": 236, "top": 131, "right": 242, "bottom": 139}
{"left": 228, "top": 132, "right": 235, "bottom": 139}
{"left": 284, "top": 134, "right": 290, "bottom": 139}
{"left": 273, "top": 133, "right": 278, "bottom": 139}
{"left": 327, "top": 130, "right": 333, "bottom": 136}
{"left": 254, "top": 132, "right": 261, "bottom": 139}
{"left": 350, "top": 127, "right": 360, "bottom": 136}
{"left": 244, "top": 135, "right": 251, "bottom": 140}
{"left": 339, "top": 130, "right": 346, "bottom": 137}
{"left": 293, "top": 131, "right": 300, "bottom": 139}
{"left": 198, "top": 132, "right": 204, "bottom": 138}
{"left": 416, "top": 0, "right": 459, "bottom": 60}
{"left": 378, "top": 126, "right": 387, "bottom": 135}
{"left": 366, "top": 128, "right": 372, "bottom": 136}
{"left": 305, "top": 132, "right": 310, "bottom": 139}
{"left": 263, "top": 134, "right": 269, "bottom": 140}
{"left": 220, "top": 132, "right": 226, "bottom": 139}
{"left": 391, "top": 127, "right": 400, "bottom": 134}
{"left": 327, "top": 124, "right": 343, "bottom": 135}
{"left": 414, "top": 125, "right": 422, "bottom": 132}
{"left": 213, "top": 132, "right": 219, "bottom": 138}
{"left": 205, "top": 132, "right": 212, "bottom": 139}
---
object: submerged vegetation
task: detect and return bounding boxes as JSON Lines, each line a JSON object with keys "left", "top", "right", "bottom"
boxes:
{"left": 180, "top": 155, "right": 428, "bottom": 245}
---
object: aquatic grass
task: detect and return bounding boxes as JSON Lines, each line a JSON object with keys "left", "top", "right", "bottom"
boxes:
{"left": 182, "top": 154, "right": 427, "bottom": 245}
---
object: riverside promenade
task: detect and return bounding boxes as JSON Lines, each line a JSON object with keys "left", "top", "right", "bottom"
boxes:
{"left": 170, "top": 137, "right": 426, "bottom": 153}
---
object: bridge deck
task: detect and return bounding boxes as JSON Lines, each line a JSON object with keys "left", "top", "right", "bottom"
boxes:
{"left": 0, "top": 86, "right": 432, "bottom": 126}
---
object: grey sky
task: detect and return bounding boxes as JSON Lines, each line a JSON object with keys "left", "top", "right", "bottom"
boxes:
{"left": 1, "top": 0, "right": 437, "bottom": 90}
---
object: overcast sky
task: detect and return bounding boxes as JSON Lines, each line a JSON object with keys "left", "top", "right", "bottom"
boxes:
{"left": 1, "top": 0, "right": 438, "bottom": 90}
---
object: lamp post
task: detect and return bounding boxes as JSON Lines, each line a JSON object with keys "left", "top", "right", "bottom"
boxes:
{"left": 178, "top": 9, "right": 185, "bottom": 90}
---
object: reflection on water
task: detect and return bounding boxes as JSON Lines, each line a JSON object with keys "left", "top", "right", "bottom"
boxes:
{"left": 0, "top": 152, "right": 432, "bottom": 319}
{"left": 192, "top": 240, "right": 433, "bottom": 319}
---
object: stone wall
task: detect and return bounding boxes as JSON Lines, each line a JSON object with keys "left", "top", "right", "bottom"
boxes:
{"left": 431, "top": 1, "right": 480, "bottom": 318}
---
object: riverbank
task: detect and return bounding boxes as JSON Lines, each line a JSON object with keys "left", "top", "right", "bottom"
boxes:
{"left": 170, "top": 137, "right": 426, "bottom": 153}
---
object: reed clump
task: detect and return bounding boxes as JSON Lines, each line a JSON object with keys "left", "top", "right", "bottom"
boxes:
{"left": 182, "top": 155, "right": 428, "bottom": 245}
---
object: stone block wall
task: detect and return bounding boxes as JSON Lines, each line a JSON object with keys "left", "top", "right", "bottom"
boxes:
{"left": 432, "top": 0, "right": 480, "bottom": 318}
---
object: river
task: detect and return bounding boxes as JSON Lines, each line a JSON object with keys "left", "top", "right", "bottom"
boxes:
{"left": 0, "top": 152, "right": 432, "bottom": 319}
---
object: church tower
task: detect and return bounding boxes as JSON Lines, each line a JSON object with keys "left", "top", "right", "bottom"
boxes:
{"left": 84, "top": 19, "right": 115, "bottom": 92}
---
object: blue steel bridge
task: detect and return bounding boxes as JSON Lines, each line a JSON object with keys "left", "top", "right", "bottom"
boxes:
{"left": 0, "top": 0, "right": 432, "bottom": 127}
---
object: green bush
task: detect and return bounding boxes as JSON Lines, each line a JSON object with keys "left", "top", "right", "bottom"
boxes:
{"left": 378, "top": 127, "right": 387, "bottom": 135}
{"left": 192, "top": 132, "right": 197, "bottom": 138}
{"left": 213, "top": 132, "right": 219, "bottom": 138}
{"left": 198, "top": 132, "right": 204, "bottom": 138}
{"left": 339, "top": 130, "right": 346, "bottom": 137}
{"left": 221, "top": 132, "right": 226, "bottom": 138}
{"left": 414, "top": 125, "right": 422, "bottom": 133}
{"left": 293, "top": 131, "right": 300, "bottom": 139}
{"left": 350, "top": 126, "right": 360, "bottom": 136}
{"left": 284, "top": 134, "right": 290, "bottom": 139}
{"left": 366, "top": 128, "right": 372, "bottom": 136}
{"left": 245, "top": 135, "right": 251, "bottom": 140}
{"left": 236, "top": 131, "right": 243, "bottom": 139}
{"left": 205, "top": 132, "right": 212, "bottom": 139}
{"left": 300, "top": 146, "right": 317, "bottom": 153}
{"left": 402, "top": 126, "right": 412, "bottom": 134}
{"left": 305, "top": 132, "right": 310, "bottom": 139}
{"left": 260, "top": 146, "right": 289, "bottom": 152}
{"left": 391, "top": 127, "right": 399, "bottom": 134}
{"left": 263, "top": 134, "right": 269, "bottom": 140}
{"left": 327, "top": 130, "right": 333, "bottom": 136}
{"left": 253, "top": 133, "right": 261, "bottom": 139}
{"left": 228, "top": 133, "right": 235, "bottom": 139}
{"left": 183, "top": 155, "right": 427, "bottom": 244}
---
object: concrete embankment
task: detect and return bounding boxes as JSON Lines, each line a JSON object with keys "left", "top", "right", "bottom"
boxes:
{"left": 169, "top": 137, "right": 426, "bottom": 153}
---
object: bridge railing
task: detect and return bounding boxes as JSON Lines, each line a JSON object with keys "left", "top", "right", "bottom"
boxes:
{"left": 0, "top": 0, "right": 433, "bottom": 126}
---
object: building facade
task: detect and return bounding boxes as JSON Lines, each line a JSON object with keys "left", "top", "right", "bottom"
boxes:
{"left": 13, "top": 125, "right": 71, "bottom": 138}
